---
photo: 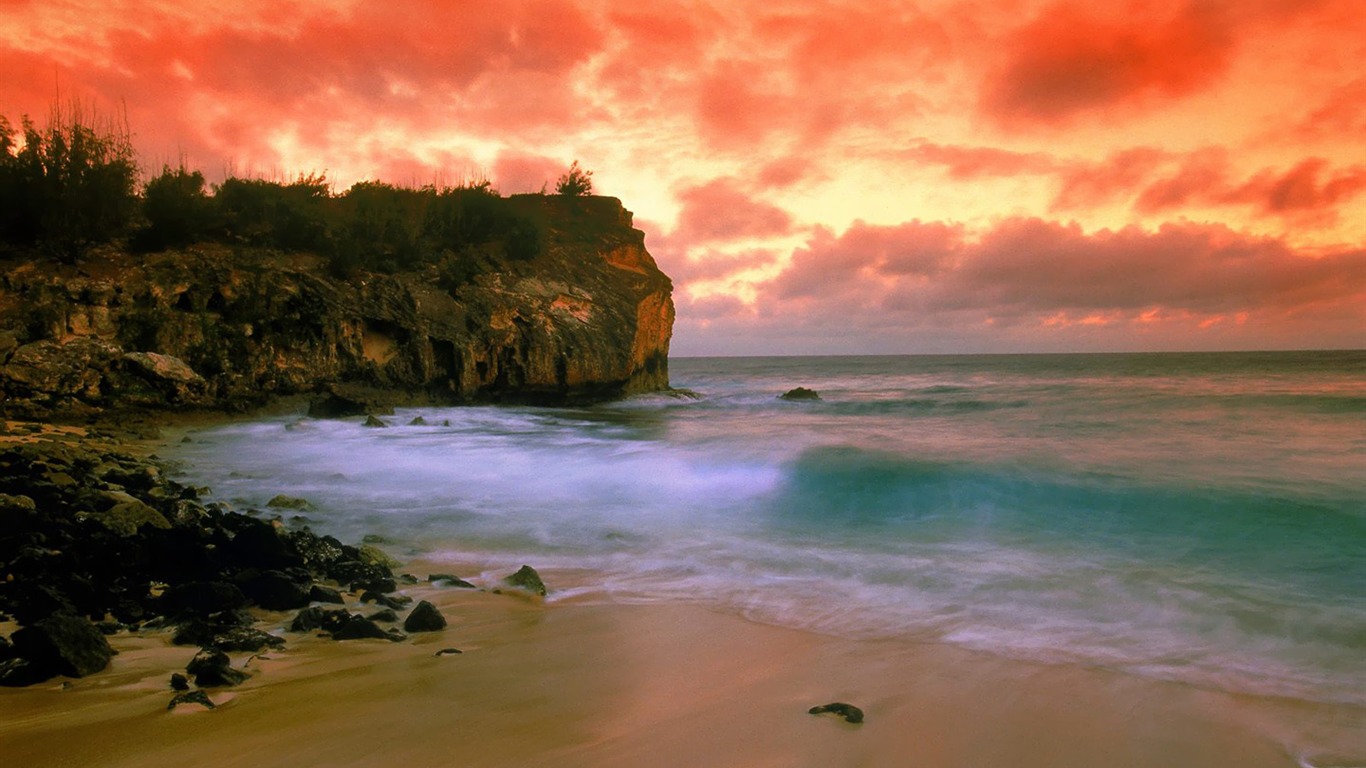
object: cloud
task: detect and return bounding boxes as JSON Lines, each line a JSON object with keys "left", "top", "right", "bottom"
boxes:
{"left": 1051, "top": 147, "right": 1169, "bottom": 209}
{"left": 903, "top": 142, "right": 1056, "bottom": 180}
{"left": 1225, "top": 158, "right": 1366, "bottom": 215}
{"left": 981, "top": 2, "right": 1235, "bottom": 125}
{"left": 0, "top": 1, "right": 607, "bottom": 179}
{"left": 1298, "top": 77, "right": 1366, "bottom": 137}
{"left": 692, "top": 216, "right": 1366, "bottom": 353}
{"left": 671, "top": 178, "right": 795, "bottom": 244}
{"left": 491, "top": 152, "right": 566, "bottom": 195}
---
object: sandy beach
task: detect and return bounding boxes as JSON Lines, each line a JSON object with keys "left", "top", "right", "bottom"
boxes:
{"left": 5, "top": 564, "right": 1364, "bottom": 768}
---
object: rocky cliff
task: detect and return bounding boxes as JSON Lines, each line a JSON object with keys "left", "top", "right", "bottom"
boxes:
{"left": 0, "top": 195, "right": 673, "bottom": 419}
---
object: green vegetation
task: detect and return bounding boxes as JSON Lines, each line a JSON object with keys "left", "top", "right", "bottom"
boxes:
{"left": 555, "top": 160, "right": 593, "bottom": 196}
{"left": 0, "top": 105, "right": 138, "bottom": 261}
{"left": 0, "top": 105, "right": 570, "bottom": 284}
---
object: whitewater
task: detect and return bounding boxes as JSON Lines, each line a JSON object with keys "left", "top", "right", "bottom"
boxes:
{"left": 166, "top": 351, "right": 1366, "bottom": 708}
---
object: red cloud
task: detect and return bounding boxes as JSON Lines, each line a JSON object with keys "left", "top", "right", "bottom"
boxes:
{"left": 1051, "top": 147, "right": 1169, "bottom": 210}
{"left": 904, "top": 142, "right": 1056, "bottom": 180}
{"left": 774, "top": 220, "right": 962, "bottom": 299}
{"left": 1, "top": 1, "right": 607, "bottom": 181}
{"left": 742, "top": 217, "right": 1366, "bottom": 351}
{"left": 672, "top": 178, "right": 795, "bottom": 244}
{"left": 1226, "top": 158, "right": 1366, "bottom": 214}
{"left": 1133, "top": 148, "right": 1230, "bottom": 212}
{"left": 491, "top": 153, "right": 566, "bottom": 195}
{"left": 982, "top": 2, "right": 1234, "bottom": 125}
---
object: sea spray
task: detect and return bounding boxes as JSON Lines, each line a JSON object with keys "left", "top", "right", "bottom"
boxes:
{"left": 169, "top": 351, "right": 1366, "bottom": 707}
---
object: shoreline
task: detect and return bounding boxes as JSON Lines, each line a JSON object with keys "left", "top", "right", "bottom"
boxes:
{"left": 2, "top": 417, "right": 1365, "bottom": 767}
{"left": 5, "top": 579, "right": 1363, "bottom": 768}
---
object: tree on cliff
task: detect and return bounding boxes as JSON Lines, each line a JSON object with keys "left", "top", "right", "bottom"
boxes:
{"left": 0, "top": 103, "right": 138, "bottom": 260}
{"left": 555, "top": 161, "right": 593, "bottom": 196}
{"left": 135, "top": 163, "right": 215, "bottom": 251}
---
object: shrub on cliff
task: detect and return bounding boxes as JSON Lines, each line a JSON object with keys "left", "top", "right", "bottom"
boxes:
{"left": 329, "top": 181, "right": 429, "bottom": 275}
{"left": 215, "top": 174, "right": 331, "bottom": 251}
{"left": 555, "top": 161, "right": 593, "bottom": 196}
{"left": 134, "top": 164, "right": 215, "bottom": 251}
{"left": 0, "top": 105, "right": 138, "bottom": 259}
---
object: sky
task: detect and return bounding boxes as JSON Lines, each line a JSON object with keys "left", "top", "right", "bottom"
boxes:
{"left": 2, "top": 0, "right": 1364, "bottom": 355}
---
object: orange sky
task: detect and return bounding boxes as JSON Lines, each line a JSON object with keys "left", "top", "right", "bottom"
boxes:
{"left": 3, "top": 0, "right": 1364, "bottom": 354}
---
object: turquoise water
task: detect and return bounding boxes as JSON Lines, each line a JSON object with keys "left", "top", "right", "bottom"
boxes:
{"left": 169, "top": 351, "right": 1366, "bottom": 707}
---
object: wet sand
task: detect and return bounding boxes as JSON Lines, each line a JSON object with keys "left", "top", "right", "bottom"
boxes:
{"left": 4, "top": 573, "right": 1363, "bottom": 768}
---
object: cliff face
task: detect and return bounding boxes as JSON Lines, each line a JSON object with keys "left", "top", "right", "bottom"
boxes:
{"left": 0, "top": 196, "right": 673, "bottom": 418}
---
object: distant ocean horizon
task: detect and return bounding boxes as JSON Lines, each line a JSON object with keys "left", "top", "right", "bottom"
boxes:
{"left": 170, "top": 350, "right": 1366, "bottom": 708}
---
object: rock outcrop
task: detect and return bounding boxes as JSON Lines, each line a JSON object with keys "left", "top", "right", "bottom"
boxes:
{"left": 0, "top": 196, "right": 673, "bottom": 418}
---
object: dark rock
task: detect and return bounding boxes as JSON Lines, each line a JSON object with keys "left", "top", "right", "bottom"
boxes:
{"left": 408, "top": 416, "right": 428, "bottom": 426}
{"left": 86, "top": 499, "right": 171, "bottom": 536}
{"left": 360, "top": 591, "right": 410, "bottom": 610}
{"left": 808, "top": 702, "right": 864, "bottom": 724}
{"left": 204, "top": 627, "right": 285, "bottom": 653}
{"left": 307, "top": 390, "right": 370, "bottom": 419}
{"left": 358, "top": 544, "right": 401, "bottom": 569}
{"left": 186, "top": 647, "right": 249, "bottom": 687}
{"left": 0, "top": 658, "right": 51, "bottom": 687}
{"left": 398, "top": 573, "right": 419, "bottom": 585}
{"left": 167, "top": 689, "right": 216, "bottom": 710}
{"left": 289, "top": 606, "right": 349, "bottom": 634}
{"left": 434, "top": 648, "right": 463, "bottom": 657}
{"left": 428, "top": 574, "right": 477, "bottom": 589}
{"left": 330, "top": 614, "right": 391, "bottom": 641}
{"left": 329, "top": 560, "right": 392, "bottom": 588}
{"left": 222, "top": 518, "right": 302, "bottom": 570}
{"left": 170, "top": 672, "right": 190, "bottom": 691}
{"left": 160, "top": 582, "right": 248, "bottom": 618}
{"left": 308, "top": 585, "right": 345, "bottom": 604}
{"left": 351, "top": 576, "right": 397, "bottom": 595}
{"left": 266, "top": 494, "right": 312, "bottom": 510}
{"left": 366, "top": 609, "right": 399, "bottom": 623}
{"left": 11, "top": 612, "right": 116, "bottom": 679}
{"left": 362, "top": 415, "right": 388, "bottom": 428}
{"left": 779, "top": 387, "right": 821, "bottom": 401}
{"left": 238, "top": 570, "right": 311, "bottom": 611}
{"left": 502, "top": 565, "right": 547, "bottom": 596}
{"left": 403, "top": 601, "right": 447, "bottom": 633}
{"left": 285, "top": 530, "right": 347, "bottom": 571}
{"left": 170, "top": 610, "right": 255, "bottom": 647}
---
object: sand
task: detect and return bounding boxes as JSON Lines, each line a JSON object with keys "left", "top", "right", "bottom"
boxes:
{"left": 4, "top": 571, "right": 1364, "bottom": 768}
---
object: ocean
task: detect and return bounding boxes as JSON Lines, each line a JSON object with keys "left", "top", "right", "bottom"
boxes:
{"left": 167, "top": 351, "right": 1366, "bottom": 709}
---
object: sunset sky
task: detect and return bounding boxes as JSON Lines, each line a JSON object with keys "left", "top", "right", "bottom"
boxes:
{"left": 3, "top": 0, "right": 1364, "bottom": 354}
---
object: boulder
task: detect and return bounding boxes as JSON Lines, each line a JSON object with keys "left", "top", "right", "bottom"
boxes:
{"left": 403, "top": 600, "right": 447, "bottom": 633}
{"left": 362, "top": 415, "right": 388, "bottom": 428}
{"left": 11, "top": 613, "right": 117, "bottom": 679}
{"left": 779, "top": 387, "right": 821, "bottom": 401}
{"left": 330, "top": 614, "right": 392, "bottom": 641}
{"left": 121, "top": 351, "right": 207, "bottom": 403}
{"left": 168, "top": 690, "right": 216, "bottom": 710}
{"left": 238, "top": 570, "right": 311, "bottom": 611}
{"left": 808, "top": 702, "right": 864, "bottom": 723}
{"left": 186, "top": 647, "right": 249, "bottom": 687}
{"left": 84, "top": 499, "right": 171, "bottom": 536}
{"left": 366, "top": 609, "right": 399, "bottom": 623}
{"left": 502, "top": 565, "right": 547, "bottom": 596}
{"left": 160, "top": 582, "right": 248, "bottom": 618}
{"left": 290, "top": 606, "right": 350, "bottom": 634}
{"left": 308, "top": 585, "right": 345, "bottom": 604}
{"left": 266, "top": 494, "right": 313, "bottom": 510}
{"left": 428, "top": 574, "right": 477, "bottom": 589}
{"left": 0, "top": 658, "right": 51, "bottom": 687}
